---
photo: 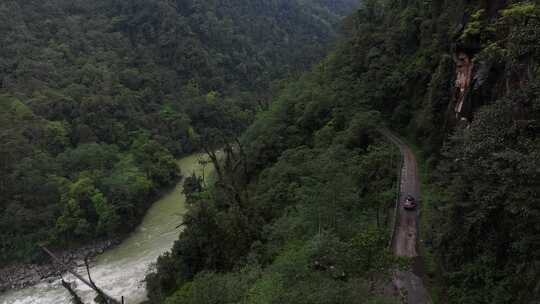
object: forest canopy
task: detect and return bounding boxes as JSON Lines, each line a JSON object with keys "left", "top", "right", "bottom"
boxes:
{"left": 0, "top": 0, "right": 357, "bottom": 264}
{"left": 146, "top": 0, "right": 540, "bottom": 303}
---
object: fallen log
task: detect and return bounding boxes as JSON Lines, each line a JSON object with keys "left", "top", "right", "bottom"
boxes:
{"left": 40, "top": 245, "right": 121, "bottom": 304}
{"left": 61, "top": 279, "right": 84, "bottom": 304}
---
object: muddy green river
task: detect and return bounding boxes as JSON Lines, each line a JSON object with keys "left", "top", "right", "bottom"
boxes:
{"left": 0, "top": 153, "right": 210, "bottom": 304}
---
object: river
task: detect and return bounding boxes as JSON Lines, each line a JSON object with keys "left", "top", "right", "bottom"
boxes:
{"left": 0, "top": 153, "right": 210, "bottom": 304}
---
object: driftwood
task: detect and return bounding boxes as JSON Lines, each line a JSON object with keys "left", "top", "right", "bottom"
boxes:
{"left": 83, "top": 256, "right": 108, "bottom": 304}
{"left": 61, "top": 279, "right": 84, "bottom": 304}
{"left": 40, "top": 245, "right": 121, "bottom": 304}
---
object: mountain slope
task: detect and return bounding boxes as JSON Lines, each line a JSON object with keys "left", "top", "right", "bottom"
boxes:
{"left": 0, "top": 0, "right": 357, "bottom": 265}
{"left": 146, "top": 0, "right": 540, "bottom": 303}
{"left": 342, "top": 1, "right": 540, "bottom": 302}
{"left": 315, "top": 0, "right": 540, "bottom": 302}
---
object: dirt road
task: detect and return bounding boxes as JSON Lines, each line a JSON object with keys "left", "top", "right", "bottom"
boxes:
{"left": 381, "top": 130, "right": 432, "bottom": 304}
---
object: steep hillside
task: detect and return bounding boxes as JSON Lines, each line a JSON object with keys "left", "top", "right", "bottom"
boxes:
{"left": 339, "top": 1, "right": 540, "bottom": 302}
{"left": 145, "top": 46, "right": 402, "bottom": 304}
{"left": 0, "top": 0, "right": 357, "bottom": 265}
{"left": 146, "top": 0, "right": 540, "bottom": 303}
{"left": 144, "top": 3, "right": 406, "bottom": 303}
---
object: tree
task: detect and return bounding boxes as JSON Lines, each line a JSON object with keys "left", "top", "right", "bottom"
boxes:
{"left": 91, "top": 192, "right": 120, "bottom": 236}
{"left": 182, "top": 173, "right": 203, "bottom": 202}
{"left": 131, "top": 134, "right": 180, "bottom": 187}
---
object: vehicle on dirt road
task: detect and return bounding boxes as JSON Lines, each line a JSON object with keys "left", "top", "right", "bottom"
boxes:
{"left": 403, "top": 195, "right": 417, "bottom": 210}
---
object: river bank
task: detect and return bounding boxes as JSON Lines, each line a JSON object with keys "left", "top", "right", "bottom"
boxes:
{"left": 0, "top": 152, "right": 195, "bottom": 295}
{"left": 0, "top": 153, "right": 209, "bottom": 304}
{"left": 0, "top": 180, "right": 178, "bottom": 294}
{"left": 0, "top": 238, "right": 120, "bottom": 292}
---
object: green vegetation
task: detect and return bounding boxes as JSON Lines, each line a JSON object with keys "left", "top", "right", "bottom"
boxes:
{"left": 4, "top": 0, "right": 540, "bottom": 302}
{"left": 0, "top": 0, "right": 357, "bottom": 265}
{"left": 326, "top": 0, "right": 540, "bottom": 303}
{"left": 147, "top": 0, "right": 540, "bottom": 303}
{"left": 145, "top": 29, "right": 404, "bottom": 303}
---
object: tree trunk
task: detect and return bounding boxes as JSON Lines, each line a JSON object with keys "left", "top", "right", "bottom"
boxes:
{"left": 40, "top": 246, "right": 121, "bottom": 304}
{"left": 61, "top": 279, "right": 84, "bottom": 304}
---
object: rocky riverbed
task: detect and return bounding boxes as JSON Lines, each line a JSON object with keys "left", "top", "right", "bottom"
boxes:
{"left": 0, "top": 239, "right": 120, "bottom": 293}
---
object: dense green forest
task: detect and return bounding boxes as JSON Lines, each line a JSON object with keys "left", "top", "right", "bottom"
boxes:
{"left": 0, "top": 0, "right": 358, "bottom": 264}
{"left": 145, "top": 0, "right": 540, "bottom": 303}
{"left": 340, "top": 1, "right": 540, "bottom": 302}
{"left": 3, "top": 0, "right": 540, "bottom": 302}
{"left": 145, "top": 41, "right": 402, "bottom": 304}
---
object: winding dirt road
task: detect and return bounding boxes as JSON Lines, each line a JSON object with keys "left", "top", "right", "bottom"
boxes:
{"left": 381, "top": 130, "right": 432, "bottom": 304}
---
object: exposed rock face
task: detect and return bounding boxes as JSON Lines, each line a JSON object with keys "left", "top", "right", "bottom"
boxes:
{"left": 453, "top": 52, "right": 474, "bottom": 120}
{"left": 449, "top": 0, "right": 510, "bottom": 124}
